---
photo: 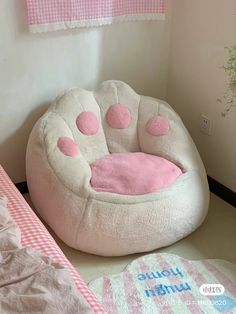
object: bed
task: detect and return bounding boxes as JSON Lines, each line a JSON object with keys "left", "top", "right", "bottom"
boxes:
{"left": 0, "top": 164, "right": 106, "bottom": 314}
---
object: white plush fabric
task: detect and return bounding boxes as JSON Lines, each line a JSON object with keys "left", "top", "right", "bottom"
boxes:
{"left": 26, "top": 80, "right": 209, "bottom": 256}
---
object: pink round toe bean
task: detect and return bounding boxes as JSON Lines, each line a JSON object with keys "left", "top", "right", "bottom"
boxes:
{"left": 57, "top": 137, "right": 80, "bottom": 157}
{"left": 106, "top": 104, "right": 131, "bottom": 129}
{"left": 146, "top": 116, "right": 170, "bottom": 136}
{"left": 76, "top": 112, "right": 99, "bottom": 135}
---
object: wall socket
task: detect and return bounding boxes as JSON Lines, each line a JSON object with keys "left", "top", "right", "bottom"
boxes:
{"left": 200, "top": 114, "right": 212, "bottom": 135}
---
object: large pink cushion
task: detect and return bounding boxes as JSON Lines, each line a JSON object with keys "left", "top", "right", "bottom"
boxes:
{"left": 90, "top": 152, "right": 182, "bottom": 195}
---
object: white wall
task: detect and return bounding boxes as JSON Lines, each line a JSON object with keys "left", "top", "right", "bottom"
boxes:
{"left": 167, "top": 0, "right": 236, "bottom": 192}
{"left": 0, "top": 0, "right": 172, "bottom": 182}
{"left": 1, "top": 0, "right": 235, "bottom": 192}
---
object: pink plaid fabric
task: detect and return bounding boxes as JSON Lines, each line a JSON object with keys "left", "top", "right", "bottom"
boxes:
{"left": 0, "top": 165, "right": 107, "bottom": 314}
{"left": 26, "top": 0, "right": 166, "bottom": 32}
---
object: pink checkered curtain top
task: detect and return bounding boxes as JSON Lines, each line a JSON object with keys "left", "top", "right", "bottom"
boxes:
{"left": 26, "top": 0, "right": 166, "bottom": 33}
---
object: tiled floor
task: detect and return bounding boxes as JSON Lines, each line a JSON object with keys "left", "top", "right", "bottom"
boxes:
{"left": 24, "top": 193, "right": 236, "bottom": 284}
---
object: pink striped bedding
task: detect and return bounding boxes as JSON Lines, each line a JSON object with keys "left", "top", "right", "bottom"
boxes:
{"left": 0, "top": 165, "right": 106, "bottom": 314}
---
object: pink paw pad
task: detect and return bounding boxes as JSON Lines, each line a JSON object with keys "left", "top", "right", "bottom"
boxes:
{"left": 106, "top": 104, "right": 131, "bottom": 129}
{"left": 146, "top": 116, "right": 170, "bottom": 136}
{"left": 76, "top": 112, "right": 99, "bottom": 135}
{"left": 57, "top": 137, "right": 80, "bottom": 157}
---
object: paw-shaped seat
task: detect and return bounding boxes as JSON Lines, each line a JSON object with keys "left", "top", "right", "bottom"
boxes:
{"left": 26, "top": 81, "right": 209, "bottom": 256}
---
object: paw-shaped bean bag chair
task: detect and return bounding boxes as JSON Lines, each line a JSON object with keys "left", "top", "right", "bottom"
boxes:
{"left": 26, "top": 80, "right": 209, "bottom": 256}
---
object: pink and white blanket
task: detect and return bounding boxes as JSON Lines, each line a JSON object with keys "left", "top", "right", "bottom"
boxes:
{"left": 26, "top": 0, "right": 166, "bottom": 33}
{"left": 0, "top": 165, "right": 106, "bottom": 314}
{"left": 0, "top": 195, "right": 93, "bottom": 313}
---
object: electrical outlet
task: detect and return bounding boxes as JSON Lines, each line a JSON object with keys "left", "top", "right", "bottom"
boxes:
{"left": 200, "top": 114, "right": 212, "bottom": 135}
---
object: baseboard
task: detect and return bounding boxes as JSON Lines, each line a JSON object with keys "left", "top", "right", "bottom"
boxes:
{"left": 15, "top": 177, "right": 235, "bottom": 207}
{"left": 207, "top": 176, "right": 236, "bottom": 207}
{"left": 15, "top": 181, "right": 28, "bottom": 194}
